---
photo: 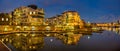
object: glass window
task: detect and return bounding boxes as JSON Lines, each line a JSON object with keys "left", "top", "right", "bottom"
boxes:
{"left": 6, "top": 18, "right": 9, "bottom": 21}
{"left": 33, "top": 12, "right": 35, "bottom": 14}
{"left": 30, "top": 12, "right": 32, "bottom": 15}
{"left": 2, "top": 18, "right": 4, "bottom": 21}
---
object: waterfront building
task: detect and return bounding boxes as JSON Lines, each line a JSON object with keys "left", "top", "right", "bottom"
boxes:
{"left": 45, "top": 11, "right": 85, "bottom": 30}
{"left": 12, "top": 5, "right": 44, "bottom": 26}
{"left": 0, "top": 5, "right": 86, "bottom": 31}
{"left": 62, "top": 11, "right": 85, "bottom": 29}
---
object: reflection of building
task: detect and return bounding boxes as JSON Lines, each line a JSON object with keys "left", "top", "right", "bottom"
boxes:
{"left": 12, "top": 5, "right": 44, "bottom": 26}
{"left": 0, "top": 34, "right": 44, "bottom": 51}
{"left": 0, "top": 32, "right": 92, "bottom": 51}
{"left": 66, "top": 34, "right": 82, "bottom": 45}
{"left": 57, "top": 32, "right": 82, "bottom": 45}
{"left": 102, "top": 27, "right": 120, "bottom": 34}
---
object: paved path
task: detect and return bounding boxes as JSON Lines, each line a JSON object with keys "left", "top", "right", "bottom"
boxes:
{"left": 0, "top": 41, "right": 11, "bottom": 51}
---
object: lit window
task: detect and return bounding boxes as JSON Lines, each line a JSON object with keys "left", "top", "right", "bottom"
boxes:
{"left": 2, "top": 18, "right": 4, "bottom": 21}
{"left": 6, "top": 18, "right": 8, "bottom": 21}
{"left": 30, "top": 12, "right": 32, "bottom": 15}
{"left": 69, "top": 14, "right": 72, "bottom": 17}
{"left": 33, "top": 12, "right": 35, "bottom": 14}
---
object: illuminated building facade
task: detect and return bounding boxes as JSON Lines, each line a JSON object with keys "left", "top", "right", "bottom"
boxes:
{"left": 45, "top": 15, "right": 64, "bottom": 25}
{"left": 45, "top": 11, "right": 85, "bottom": 30}
{"left": 0, "top": 5, "right": 86, "bottom": 31}
{"left": 62, "top": 11, "right": 85, "bottom": 28}
{"left": 12, "top": 5, "right": 44, "bottom": 26}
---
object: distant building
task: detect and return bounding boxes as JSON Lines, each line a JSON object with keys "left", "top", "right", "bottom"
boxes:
{"left": 12, "top": 5, "right": 44, "bottom": 26}
{"left": 62, "top": 11, "right": 84, "bottom": 27}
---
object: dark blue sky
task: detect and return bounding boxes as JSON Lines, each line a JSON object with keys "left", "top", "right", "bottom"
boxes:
{"left": 0, "top": 0, "right": 120, "bottom": 23}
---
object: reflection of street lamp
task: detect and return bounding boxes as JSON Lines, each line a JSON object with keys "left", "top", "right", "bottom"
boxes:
{"left": 50, "top": 39, "right": 53, "bottom": 42}
{"left": 87, "top": 36, "right": 90, "bottom": 39}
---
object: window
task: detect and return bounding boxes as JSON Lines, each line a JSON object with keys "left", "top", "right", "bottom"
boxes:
{"left": 30, "top": 12, "right": 32, "bottom": 15}
{"left": 69, "top": 13, "right": 73, "bottom": 17}
{"left": 33, "top": 12, "right": 35, "bottom": 14}
{"left": 2, "top": 18, "right": 4, "bottom": 21}
{"left": 6, "top": 18, "right": 8, "bottom": 21}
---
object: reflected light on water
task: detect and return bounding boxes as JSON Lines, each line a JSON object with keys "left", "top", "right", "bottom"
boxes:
{"left": 87, "top": 36, "right": 90, "bottom": 39}
{"left": 0, "top": 29, "right": 120, "bottom": 51}
{"left": 46, "top": 34, "right": 50, "bottom": 37}
{"left": 50, "top": 39, "right": 53, "bottom": 42}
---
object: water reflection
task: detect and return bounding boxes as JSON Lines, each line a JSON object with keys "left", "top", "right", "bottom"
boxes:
{"left": 0, "top": 34, "right": 44, "bottom": 51}
{"left": 0, "top": 32, "right": 87, "bottom": 51}
{"left": 101, "top": 27, "right": 120, "bottom": 34}
{"left": 0, "top": 30, "right": 120, "bottom": 51}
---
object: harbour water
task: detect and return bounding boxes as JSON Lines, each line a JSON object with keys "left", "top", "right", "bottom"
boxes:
{"left": 0, "top": 28, "right": 120, "bottom": 51}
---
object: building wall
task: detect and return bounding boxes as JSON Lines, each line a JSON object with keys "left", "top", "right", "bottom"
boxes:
{"left": 12, "top": 6, "right": 44, "bottom": 26}
{"left": 45, "top": 11, "right": 85, "bottom": 30}
{"left": 0, "top": 13, "right": 12, "bottom": 25}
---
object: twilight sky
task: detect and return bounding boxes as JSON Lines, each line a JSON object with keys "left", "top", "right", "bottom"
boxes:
{"left": 0, "top": 0, "right": 120, "bottom": 23}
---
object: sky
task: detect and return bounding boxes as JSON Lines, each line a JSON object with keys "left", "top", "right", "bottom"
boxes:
{"left": 0, "top": 0, "right": 120, "bottom": 23}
